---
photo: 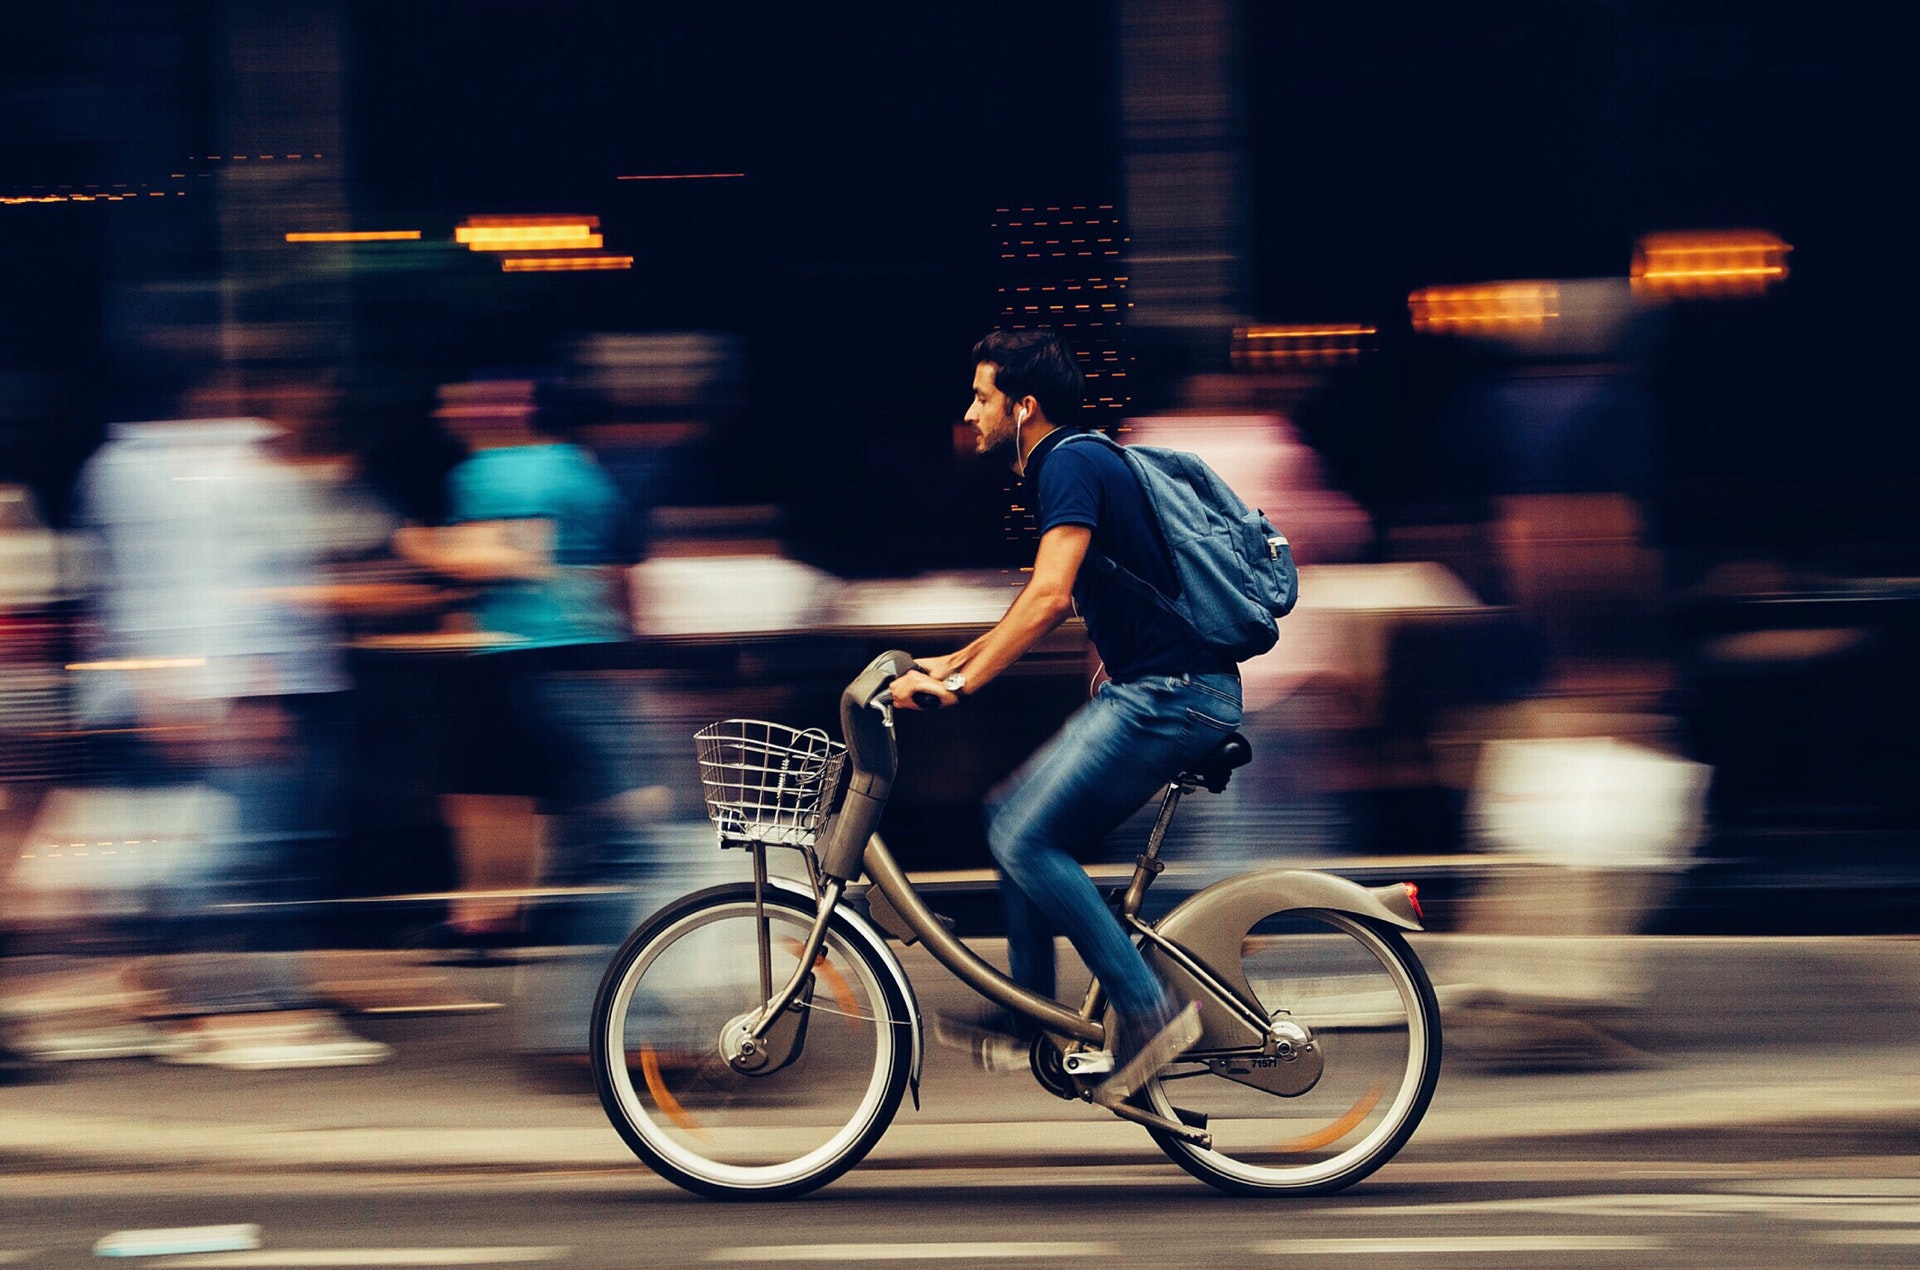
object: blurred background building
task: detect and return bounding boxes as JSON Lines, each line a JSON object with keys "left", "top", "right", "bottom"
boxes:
{"left": 2, "top": 0, "right": 1915, "bottom": 958}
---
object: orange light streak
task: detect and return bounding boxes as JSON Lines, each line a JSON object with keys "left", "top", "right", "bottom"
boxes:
{"left": 470, "top": 234, "right": 604, "bottom": 251}
{"left": 1234, "top": 323, "right": 1378, "bottom": 367}
{"left": 460, "top": 215, "right": 600, "bottom": 227}
{"left": 1409, "top": 282, "right": 1560, "bottom": 333}
{"left": 1243, "top": 324, "right": 1377, "bottom": 339}
{"left": 285, "top": 230, "right": 422, "bottom": 243}
{"left": 1632, "top": 230, "right": 1792, "bottom": 296}
{"left": 615, "top": 172, "right": 747, "bottom": 181}
{"left": 455, "top": 215, "right": 602, "bottom": 251}
{"left": 500, "top": 255, "right": 633, "bottom": 273}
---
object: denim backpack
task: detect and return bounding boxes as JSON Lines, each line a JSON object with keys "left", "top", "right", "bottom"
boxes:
{"left": 1056, "top": 430, "right": 1298, "bottom": 662}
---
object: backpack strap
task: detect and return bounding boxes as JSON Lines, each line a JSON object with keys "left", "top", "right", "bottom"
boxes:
{"left": 1051, "top": 431, "right": 1196, "bottom": 635}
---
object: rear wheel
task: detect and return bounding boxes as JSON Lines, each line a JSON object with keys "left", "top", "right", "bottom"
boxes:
{"left": 591, "top": 884, "right": 912, "bottom": 1199}
{"left": 1144, "top": 911, "right": 1440, "bottom": 1195}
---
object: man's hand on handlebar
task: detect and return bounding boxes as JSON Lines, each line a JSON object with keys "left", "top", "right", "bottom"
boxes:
{"left": 891, "top": 660, "right": 959, "bottom": 711}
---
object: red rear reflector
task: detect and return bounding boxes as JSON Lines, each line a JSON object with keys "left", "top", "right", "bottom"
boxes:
{"left": 1402, "top": 882, "right": 1423, "bottom": 919}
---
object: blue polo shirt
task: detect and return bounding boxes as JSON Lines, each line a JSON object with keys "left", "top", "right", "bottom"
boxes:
{"left": 1025, "top": 428, "right": 1226, "bottom": 682}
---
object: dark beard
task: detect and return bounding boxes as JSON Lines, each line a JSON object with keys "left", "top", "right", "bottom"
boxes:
{"left": 980, "top": 415, "right": 1018, "bottom": 463}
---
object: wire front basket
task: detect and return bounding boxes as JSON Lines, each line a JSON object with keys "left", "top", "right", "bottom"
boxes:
{"left": 694, "top": 719, "right": 847, "bottom": 849}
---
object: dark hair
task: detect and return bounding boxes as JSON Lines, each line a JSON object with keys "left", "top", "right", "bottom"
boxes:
{"left": 971, "top": 328, "right": 1086, "bottom": 428}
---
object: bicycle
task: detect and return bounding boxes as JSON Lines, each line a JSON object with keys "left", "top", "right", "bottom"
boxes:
{"left": 590, "top": 649, "right": 1441, "bottom": 1199}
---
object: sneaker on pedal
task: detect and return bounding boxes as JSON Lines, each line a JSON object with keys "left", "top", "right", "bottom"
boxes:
{"left": 1092, "top": 1000, "right": 1201, "bottom": 1106}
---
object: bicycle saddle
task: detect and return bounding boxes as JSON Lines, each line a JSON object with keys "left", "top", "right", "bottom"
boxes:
{"left": 1180, "top": 732, "right": 1252, "bottom": 793}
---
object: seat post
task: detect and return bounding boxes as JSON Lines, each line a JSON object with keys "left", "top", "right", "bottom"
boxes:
{"left": 1074, "top": 781, "right": 1188, "bottom": 1035}
{"left": 1117, "top": 781, "right": 1188, "bottom": 919}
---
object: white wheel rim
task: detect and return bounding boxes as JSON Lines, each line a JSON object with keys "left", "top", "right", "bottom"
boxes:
{"left": 603, "top": 901, "right": 898, "bottom": 1191}
{"left": 1149, "top": 911, "right": 1432, "bottom": 1188}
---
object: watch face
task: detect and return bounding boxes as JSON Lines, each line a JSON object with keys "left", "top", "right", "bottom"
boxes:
{"left": 943, "top": 673, "right": 966, "bottom": 693}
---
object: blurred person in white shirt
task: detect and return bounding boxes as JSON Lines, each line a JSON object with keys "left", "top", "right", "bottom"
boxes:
{"left": 71, "top": 403, "right": 388, "bottom": 1070}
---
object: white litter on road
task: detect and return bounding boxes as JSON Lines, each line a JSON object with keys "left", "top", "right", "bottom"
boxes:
{"left": 148, "top": 1250, "right": 569, "bottom": 1267}
{"left": 94, "top": 1225, "right": 262, "bottom": 1258}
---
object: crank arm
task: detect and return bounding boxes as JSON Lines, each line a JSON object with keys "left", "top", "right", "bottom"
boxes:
{"left": 1098, "top": 1096, "right": 1213, "bottom": 1148}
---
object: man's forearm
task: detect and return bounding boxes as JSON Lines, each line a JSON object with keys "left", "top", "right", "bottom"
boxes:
{"left": 896, "top": 524, "right": 1089, "bottom": 711}
{"left": 942, "top": 582, "right": 1073, "bottom": 692}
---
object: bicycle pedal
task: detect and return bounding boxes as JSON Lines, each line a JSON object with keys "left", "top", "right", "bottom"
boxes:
{"left": 1061, "top": 1049, "right": 1114, "bottom": 1076}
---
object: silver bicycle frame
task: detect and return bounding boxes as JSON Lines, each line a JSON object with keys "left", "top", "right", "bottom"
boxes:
{"left": 738, "top": 649, "right": 1422, "bottom": 1084}
{"left": 861, "top": 832, "right": 1106, "bottom": 1044}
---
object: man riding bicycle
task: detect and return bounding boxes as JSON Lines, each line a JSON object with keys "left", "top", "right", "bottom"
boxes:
{"left": 890, "top": 328, "right": 1243, "bottom": 1104}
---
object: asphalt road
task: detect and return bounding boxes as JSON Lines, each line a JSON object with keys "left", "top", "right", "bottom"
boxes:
{"left": 6, "top": 935, "right": 1920, "bottom": 1268}
{"left": 6, "top": 1131, "right": 1920, "bottom": 1269}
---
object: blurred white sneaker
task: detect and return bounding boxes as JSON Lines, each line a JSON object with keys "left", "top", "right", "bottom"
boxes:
{"left": 158, "top": 1011, "right": 391, "bottom": 1070}
{"left": 932, "top": 1013, "right": 1031, "bottom": 1075}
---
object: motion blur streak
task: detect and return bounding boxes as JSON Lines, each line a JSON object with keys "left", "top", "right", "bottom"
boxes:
{"left": 454, "top": 217, "right": 601, "bottom": 249}
{"left": 498, "top": 255, "right": 632, "bottom": 272}
{"left": 1632, "top": 230, "right": 1792, "bottom": 296}
{"left": 1408, "top": 282, "right": 1562, "bottom": 333}
{"left": 285, "top": 231, "right": 422, "bottom": 243}
{"left": 1233, "top": 324, "right": 1376, "bottom": 367}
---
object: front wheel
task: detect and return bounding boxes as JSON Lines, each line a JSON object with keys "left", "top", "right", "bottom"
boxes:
{"left": 1144, "top": 911, "right": 1440, "bottom": 1195}
{"left": 591, "top": 884, "right": 913, "bottom": 1199}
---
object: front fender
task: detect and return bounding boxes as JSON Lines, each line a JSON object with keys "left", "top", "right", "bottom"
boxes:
{"left": 1144, "top": 869, "right": 1422, "bottom": 1053}
{"left": 764, "top": 877, "right": 926, "bottom": 1110}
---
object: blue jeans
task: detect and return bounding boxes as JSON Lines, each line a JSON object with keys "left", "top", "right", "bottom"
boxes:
{"left": 985, "top": 671, "right": 1242, "bottom": 1027}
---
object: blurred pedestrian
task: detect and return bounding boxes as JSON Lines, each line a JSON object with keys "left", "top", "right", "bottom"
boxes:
{"left": 396, "top": 376, "right": 683, "bottom": 1075}
{"left": 1113, "top": 412, "right": 1372, "bottom": 887}
{"left": 68, "top": 400, "right": 388, "bottom": 1069}
{"left": 1, "top": 484, "right": 64, "bottom": 1079}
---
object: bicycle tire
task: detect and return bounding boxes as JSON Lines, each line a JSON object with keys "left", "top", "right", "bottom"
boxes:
{"left": 1143, "top": 911, "right": 1441, "bottom": 1196}
{"left": 591, "top": 883, "right": 913, "bottom": 1199}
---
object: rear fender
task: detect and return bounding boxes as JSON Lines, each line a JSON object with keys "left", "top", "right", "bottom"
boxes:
{"left": 1144, "top": 869, "right": 1422, "bottom": 1053}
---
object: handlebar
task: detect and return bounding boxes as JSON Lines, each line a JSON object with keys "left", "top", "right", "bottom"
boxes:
{"left": 815, "top": 650, "right": 916, "bottom": 880}
{"left": 822, "top": 650, "right": 954, "bottom": 880}
{"left": 868, "top": 687, "right": 944, "bottom": 713}
{"left": 866, "top": 669, "right": 943, "bottom": 713}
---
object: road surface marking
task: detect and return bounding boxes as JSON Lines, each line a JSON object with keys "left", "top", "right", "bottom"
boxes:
{"left": 1252, "top": 1236, "right": 1667, "bottom": 1255}
{"left": 2, "top": 1253, "right": 37, "bottom": 1264}
{"left": 1359, "top": 1192, "right": 1902, "bottom": 1219}
{"left": 95, "top": 1226, "right": 262, "bottom": 1258}
{"left": 840, "top": 1166, "right": 1192, "bottom": 1193}
{"left": 708, "top": 1243, "right": 1114, "bottom": 1262}
{"left": 148, "top": 1250, "right": 569, "bottom": 1267}
{"left": 1786, "top": 1204, "right": 1920, "bottom": 1224}
{"left": 1815, "top": 1230, "right": 1920, "bottom": 1245}
{"left": 1729, "top": 1178, "right": 1920, "bottom": 1197}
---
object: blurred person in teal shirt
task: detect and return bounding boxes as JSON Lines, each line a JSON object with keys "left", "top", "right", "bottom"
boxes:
{"left": 440, "top": 440, "right": 630, "bottom": 647}
{"left": 398, "top": 376, "right": 685, "bottom": 1075}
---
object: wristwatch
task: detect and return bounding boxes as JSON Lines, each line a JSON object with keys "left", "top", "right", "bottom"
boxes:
{"left": 942, "top": 672, "right": 967, "bottom": 696}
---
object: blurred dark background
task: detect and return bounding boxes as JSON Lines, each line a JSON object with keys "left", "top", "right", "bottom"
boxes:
{"left": 5, "top": 0, "right": 1906, "bottom": 561}
{"left": 3, "top": 0, "right": 1915, "bottom": 935}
